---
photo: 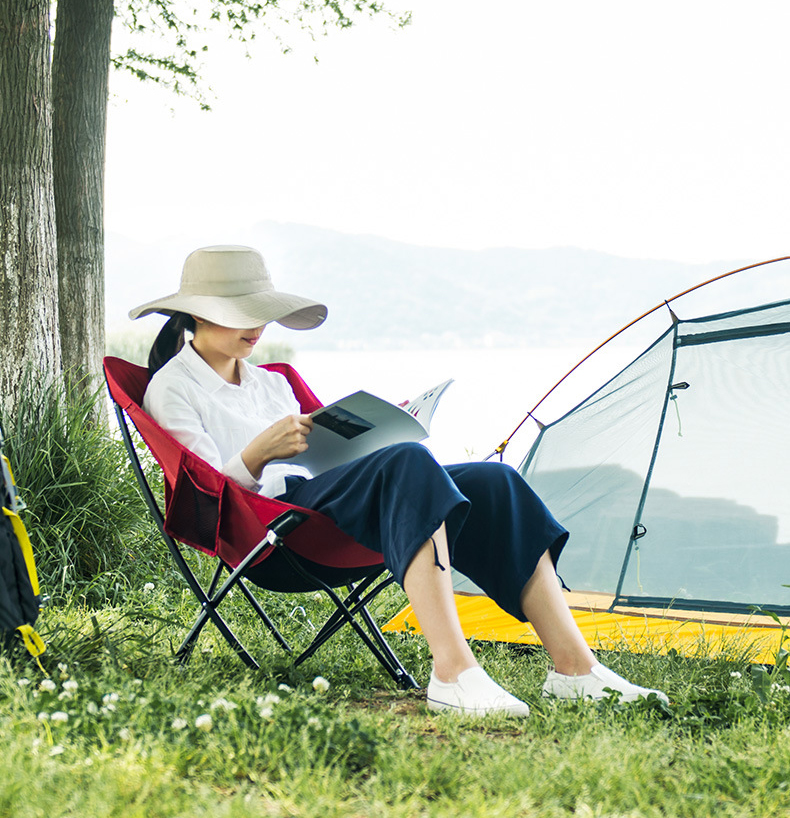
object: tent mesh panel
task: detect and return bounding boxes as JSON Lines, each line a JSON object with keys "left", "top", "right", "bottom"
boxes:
{"left": 520, "top": 298, "right": 790, "bottom": 615}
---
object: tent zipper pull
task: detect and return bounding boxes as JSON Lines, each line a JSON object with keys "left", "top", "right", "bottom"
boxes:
{"left": 669, "top": 381, "right": 690, "bottom": 437}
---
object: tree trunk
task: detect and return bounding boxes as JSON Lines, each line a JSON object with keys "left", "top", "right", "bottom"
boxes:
{"left": 52, "top": 0, "right": 114, "bottom": 392}
{"left": 0, "top": 0, "right": 62, "bottom": 420}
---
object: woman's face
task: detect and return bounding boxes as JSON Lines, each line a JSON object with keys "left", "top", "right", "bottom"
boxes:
{"left": 192, "top": 318, "right": 265, "bottom": 361}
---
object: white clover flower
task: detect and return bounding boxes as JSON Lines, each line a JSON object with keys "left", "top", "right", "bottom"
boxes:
{"left": 210, "top": 697, "right": 237, "bottom": 712}
{"left": 307, "top": 716, "right": 321, "bottom": 728}
{"left": 258, "top": 706, "right": 274, "bottom": 719}
{"left": 86, "top": 702, "right": 99, "bottom": 715}
{"left": 119, "top": 728, "right": 131, "bottom": 741}
{"left": 59, "top": 681, "right": 78, "bottom": 700}
{"left": 50, "top": 711, "right": 69, "bottom": 723}
{"left": 277, "top": 683, "right": 292, "bottom": 693}
{"left": 730, "top": 671, "right": 742, "bottom": 679}
{"left": 39, "top": 679, "right": 56, "bottom": 693}
{"left": 101, "top": 704, "right": 117, "bottom": 715}
{"left": 171, "top": 717, "right": 188, "bottom": 731}
{"left": 195, "top": 714, "right": 213, "bottom": 732}
{"left": 257, "top": 693, "right": 280, "bottom": 707}
{"left": 49, "top": 745, "right": 66, "bottom": 756}
{"left": 17, "top": 678, "right": 30, "bottom": 687}
{"left": 143, "top": 582, "right": 155, "bottom": 592}
{"left": 37, "top": 712, "right": 50, "bottom": 722}
{"left": 102, "top": 692, "right": 120, "bottom": 706}
{"left": 312, "top": 592, "right": 323, "bottom": 603}
{"left": 312, "top": 676, "right": 330, "bottom": 693}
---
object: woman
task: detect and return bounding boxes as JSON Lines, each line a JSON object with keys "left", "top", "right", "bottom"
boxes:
{"left": 130, "top": 245, "right": 667, "bottom": 716}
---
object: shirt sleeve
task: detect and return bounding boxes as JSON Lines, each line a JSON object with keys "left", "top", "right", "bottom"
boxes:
{"left": 221, "top": 452, "right": 262, "bottom": 492}
{"left": 143, "top": 374, "right": 263, "bottom": 492}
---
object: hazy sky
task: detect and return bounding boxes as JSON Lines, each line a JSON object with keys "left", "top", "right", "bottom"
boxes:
{"left": 104, "top": 0, "right": 790, "bottom": 264}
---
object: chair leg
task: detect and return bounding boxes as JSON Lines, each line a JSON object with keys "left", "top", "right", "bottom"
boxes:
{"left": 176, "top": 603, "right": 261, "bottom": 670}
{"left": 355, "top": 593, "right": 419, "bottom": 690}
{"left": 207, "top": 562, "right": 224, "bottom": 596}
{"left": 277, "top": 547, "right": 419, "bottom": 690}
{"left": 303, "top": 576, "right": 393, "bottom": 663}
{"left": 341, "top": 579, "right": 419, "bottom": 690}
{"left": 231, "top": 572, "right": 292, "bottom": 653}
{"left": 167, "top": 542, "right": 262, "bottom": 670}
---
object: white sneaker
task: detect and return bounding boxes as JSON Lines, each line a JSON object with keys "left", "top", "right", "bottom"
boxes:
{"left": 542, "top": 663, "right": 669, "bottom": 704}
{"left": 426, "top": 666, "right": 531, "bottom": 717}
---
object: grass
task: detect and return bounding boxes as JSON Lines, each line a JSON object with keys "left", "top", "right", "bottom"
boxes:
{"left": 5, "top": 602, "right": 790, "bottom": 817}
{"left": 3, "top": 374, "right": 790, "bottom": 816}
{"left": 1, "top": 369, "right": 169, "bottom": 605}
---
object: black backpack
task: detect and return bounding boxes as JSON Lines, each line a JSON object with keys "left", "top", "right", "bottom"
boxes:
{"left": 0, "top": 421, "right": 46, "bottom": 664}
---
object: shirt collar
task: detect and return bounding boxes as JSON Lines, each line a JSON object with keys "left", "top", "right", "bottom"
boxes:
{"left": 237, "top": 358, "right": 257, "bottom": 385}
{"left": 178, "top": 341, "right": 254, "bottom": 395}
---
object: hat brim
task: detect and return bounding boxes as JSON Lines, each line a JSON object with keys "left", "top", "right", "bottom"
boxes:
{"left": 129, "top": 290, "right": 327, "bottom": 330}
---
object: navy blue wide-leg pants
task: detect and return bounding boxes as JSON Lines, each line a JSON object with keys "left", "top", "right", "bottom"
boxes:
{"left": 244, "top": 442, "right": 568, "bottom": 621}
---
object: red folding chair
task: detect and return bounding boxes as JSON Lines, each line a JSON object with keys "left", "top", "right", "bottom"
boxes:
{"left": 103, "top": 356, "right": 418, "bottom": 689}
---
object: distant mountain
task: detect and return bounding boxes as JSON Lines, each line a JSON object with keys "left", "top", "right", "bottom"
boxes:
{"left": 107, "top": 222, "right": 785, "bottom": 350}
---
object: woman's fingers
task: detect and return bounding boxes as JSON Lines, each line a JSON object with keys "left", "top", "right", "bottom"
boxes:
{"left": 242, "top": 414, "right": 313, "bottom": 478}
{"left": 273, "top": 414, "right": 312, "bottom": 457}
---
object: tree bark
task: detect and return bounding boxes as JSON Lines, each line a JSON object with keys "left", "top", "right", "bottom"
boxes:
{"left": 52, "top": 0, "right": 114, "bottom": 391}
{"left": 0, "top": 0, "right": 62, "bottom": 419}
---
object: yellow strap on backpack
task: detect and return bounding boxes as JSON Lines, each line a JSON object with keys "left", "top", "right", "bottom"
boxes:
{"left": 16, "top": 623, "right": 46, "bottom": 658}
{"left": 2, "top": 507, "right": 46, "bottom": 668}
{"left": 2, "top": 507, "right": 40, "bottom": 597}
{"left": 2, "top": 457, "right": 46, "bottom": 670}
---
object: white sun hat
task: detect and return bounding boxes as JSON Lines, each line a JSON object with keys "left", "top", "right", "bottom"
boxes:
{"left": 128, "top": 245, "right": 328, "bottom": 330}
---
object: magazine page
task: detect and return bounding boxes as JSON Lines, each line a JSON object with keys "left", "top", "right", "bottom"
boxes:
{"left": 400, "top": 379, "right": 454, "bottom": 431}
{"left": 281, "top": 380, "right": 452, "bottom": 475}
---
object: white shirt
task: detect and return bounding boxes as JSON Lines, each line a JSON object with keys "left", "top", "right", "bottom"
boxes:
{"left": 143, "top": 342, "right": 313, "bottom": 497}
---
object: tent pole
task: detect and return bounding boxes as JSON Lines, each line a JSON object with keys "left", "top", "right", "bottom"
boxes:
{"left": 610, "top": 325, "right": 683, "bottom": 609}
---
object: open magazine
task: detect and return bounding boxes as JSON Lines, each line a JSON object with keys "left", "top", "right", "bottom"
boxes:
{"left": 282, "top": 379, "right": 453, "bottom": 475}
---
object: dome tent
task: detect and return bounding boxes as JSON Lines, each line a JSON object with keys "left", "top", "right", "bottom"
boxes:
{"left": 387, "top": 269, "right": 790, "bottom": 663}
{"left": 520, "top": 296, "right": 790, "bottom": 618}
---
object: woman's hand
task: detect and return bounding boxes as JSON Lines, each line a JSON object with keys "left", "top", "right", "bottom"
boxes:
{"left": 241, "top": 414, "right": 313, "bottom": 479}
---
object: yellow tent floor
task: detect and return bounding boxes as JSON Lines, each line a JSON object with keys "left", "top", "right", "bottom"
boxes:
{"left": 383, "top": 591, "right": 789, "bottom": 665}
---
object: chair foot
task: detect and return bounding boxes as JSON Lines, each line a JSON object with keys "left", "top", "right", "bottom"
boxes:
{"left": 396, "top": 670, "right": 420, "bottom": 690}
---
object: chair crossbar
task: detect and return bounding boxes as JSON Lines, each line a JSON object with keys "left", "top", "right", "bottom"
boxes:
{"left": 176, "top": 538, "right": 295, "bottom": 666}
{"left": 275, "top": 543, "right": 418, "bottom": 689}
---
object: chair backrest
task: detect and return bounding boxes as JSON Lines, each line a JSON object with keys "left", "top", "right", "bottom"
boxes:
{"left": 103, "top": 357, "right": 382, "bottom": 570}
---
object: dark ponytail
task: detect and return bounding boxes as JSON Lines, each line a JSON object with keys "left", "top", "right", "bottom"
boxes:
{"left": 148, "top": 312, "right": 196, "bottom": 378}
